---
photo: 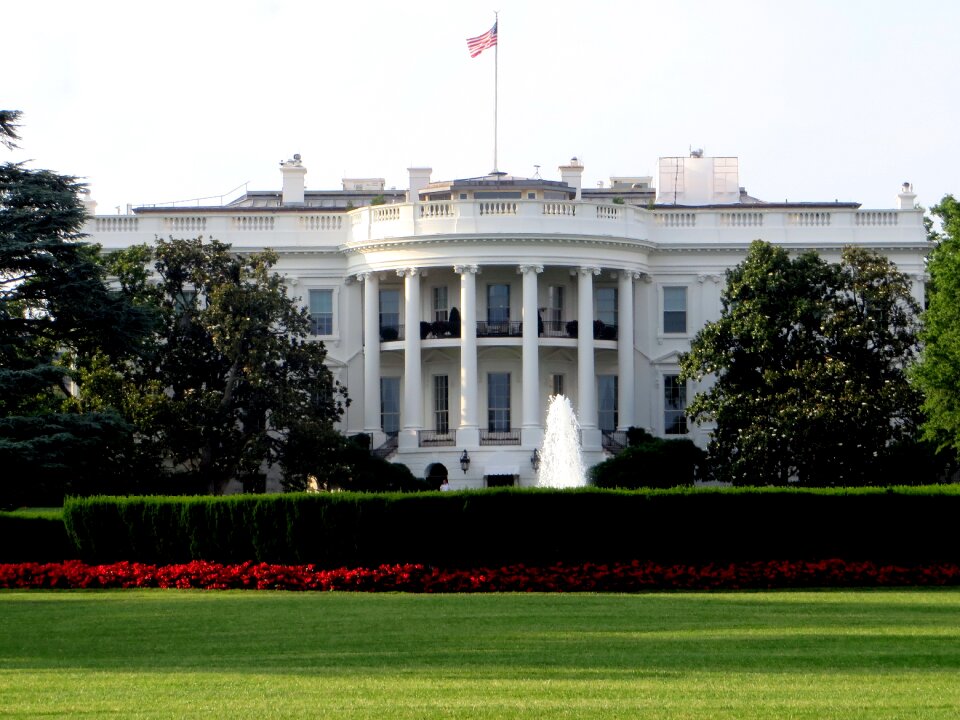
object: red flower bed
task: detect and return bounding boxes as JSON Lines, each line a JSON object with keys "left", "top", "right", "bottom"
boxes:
{"left": 2, "top": 559, "right": 960, "bottom": 592}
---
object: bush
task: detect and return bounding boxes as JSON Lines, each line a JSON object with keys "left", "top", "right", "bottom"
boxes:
{"left": 0, "top": 511, "right": 76, "bottom": 562}
{"left": 592, "top": 432, "right": 706, "bottom": 489}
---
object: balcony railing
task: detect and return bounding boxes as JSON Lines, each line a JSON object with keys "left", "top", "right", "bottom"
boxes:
{"left": 547, "top": 320, "right": 617, "bottom": 340}
{"left": 479, "top": 429, "right": 522, "bottom": 446}
{"left": 418, "top": 430, "right": 455, "bottom": 447}
{"left": 476, "top": 321, "right": 523, "bottom": 337}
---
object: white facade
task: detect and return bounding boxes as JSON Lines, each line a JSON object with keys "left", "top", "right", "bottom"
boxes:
{"left": 84, "top": 154, "right": 929, "bottom": 489}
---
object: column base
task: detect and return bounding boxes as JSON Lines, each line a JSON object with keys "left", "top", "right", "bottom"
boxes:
{"left": 398, "top": 429, "right": 421, "bottom": 450}
{"left": 580, "top": 426, "right": 603, "bottom": 452}
{"left": 521, "top": 426, "right": 544, "bottom": 449}
{"left": 455, "top": 427, "right": 479, "bottom": 448}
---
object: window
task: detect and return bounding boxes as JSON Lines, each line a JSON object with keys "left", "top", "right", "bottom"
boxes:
{"left": 551, "top": 373, "right": 565, "bottom": 397}
{"left": 596, "top": 287, "right": 618, "bottom": 327}
{"left": 664, "top": 375, "right": 687, "bottom": 435}
{"left": 381, "top": 377, "right": 400, "bottom": 434}
{"left": 432, "top": 286, "right": 449, "bottom": 322}
{"left": 663, "top": 286, "right": 687, "bottom": 334}
{"left": 433, "top": 375, "right": 449, "bottom": 433}
{"left": 380, "top": 288, "right": 401, "bottom": 334}
{"left": 309, "top": 289, "right": 333, "bottom": 335}
{"left": 547, "top": 285, "right": 565, "bottom": 324}
{"left": 598, "top": 375, "right": 618, "bottom": 432}
{"left": 487, "top": 284, "right": 510, "bottom": 323}
{"left": 487, "top": 372, "right": 511, "bottom": 432}
{"left": 174, "top": 288, "right": 196, "bottom": 314}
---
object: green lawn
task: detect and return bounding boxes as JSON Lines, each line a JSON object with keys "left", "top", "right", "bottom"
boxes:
{"left": 2, "top": 590, "right": 960, "bottom": 718}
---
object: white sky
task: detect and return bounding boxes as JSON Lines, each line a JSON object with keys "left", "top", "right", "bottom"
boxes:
{"left": 6, "top": 0, "right": 958, "bottom": 213}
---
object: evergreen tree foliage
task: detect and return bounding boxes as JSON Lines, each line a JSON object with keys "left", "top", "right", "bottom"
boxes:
{"left": 78, "top": 237, "right": 349, "bottom": 493}
{"left": 680, "top": 240, "right": 922, "bottom": 485}
{"left": 0, "top": 126, "right": 153, "bottom": 505}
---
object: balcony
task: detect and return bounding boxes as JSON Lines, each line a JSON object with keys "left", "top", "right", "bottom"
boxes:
{"left": 476, "top": 321, "right": 523, "bottom": 338}
{"left": 479, "top": 429, "right": 522, "bottom": 446}
{"left": 418, "top": 430, "right": 456, "bottom": 447}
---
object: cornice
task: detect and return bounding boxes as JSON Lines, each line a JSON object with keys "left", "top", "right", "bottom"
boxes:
{"left": 339, "top": 233, "right": 656, "bottom": 255}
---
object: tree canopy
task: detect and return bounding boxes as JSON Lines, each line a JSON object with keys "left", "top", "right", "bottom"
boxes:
{"left": 74, "top": 237, "right": 349, "bottom": 493}
{"left": 0, "top": 122, "right": 153, "bottom": 505}
{"left": 680, "top": 240, "right": 922, "bottom": 485}
{"left": 913, "top": 195, "right": 960, "bottom": 454}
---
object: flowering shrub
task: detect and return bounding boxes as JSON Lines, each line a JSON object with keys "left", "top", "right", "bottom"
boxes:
{"left": 2, "top": 559, "right": 960, "bottom": 592}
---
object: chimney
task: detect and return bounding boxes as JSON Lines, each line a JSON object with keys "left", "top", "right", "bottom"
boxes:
{"left": 280, "top": 154, "right": 306, "bottom": 205}
{"left": 80, "top": 188, "right": 98, "bottom": 217}
{"left": 559, "top": 157, "right": 584, "bottom": 200}
{"left": 407, "top": 167, "right": 432, "bottom": 205}
{"left": 897, "top": 182, "right": 916, "bottom": 210}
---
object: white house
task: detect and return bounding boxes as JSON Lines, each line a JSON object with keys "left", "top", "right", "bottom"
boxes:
{"left": 83, "top": 152, "right": 928, "bottom": 489}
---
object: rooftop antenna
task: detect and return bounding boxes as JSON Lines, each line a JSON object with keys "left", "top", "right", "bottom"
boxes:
{"left": 533, "top": 164, "right": 541, "bottom": 179}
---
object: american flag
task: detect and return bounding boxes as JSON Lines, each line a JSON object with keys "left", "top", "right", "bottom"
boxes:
{"left": 466, "top": 22, "right": 498, "bottom": 58}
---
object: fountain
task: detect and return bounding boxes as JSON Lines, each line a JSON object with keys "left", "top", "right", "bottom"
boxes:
{"left": 536, "top": 394, "right": 587, "bottom": 488}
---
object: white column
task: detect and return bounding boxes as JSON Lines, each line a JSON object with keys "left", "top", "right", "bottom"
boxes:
{"left": 617, "top": 271, "right": 637, "bottom": 430}
{"left": 519, "top": 264, "right": 544, "bottom": 447}
{"left": 360, "top": 272, "right": 382, "bottom": 443}
{"left": 578, "top": 266, "right": 601, "bottom": 450}
{"left": 455, "top": 264, "right": 479, "bottom": 447}
{"left": 399, "top": 268, "right": 422, "bottom": 449}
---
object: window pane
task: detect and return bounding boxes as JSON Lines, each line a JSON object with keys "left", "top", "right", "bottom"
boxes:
{"left": 309, "top": 289, "right": 333, "bottom": 335}
{"left": 487, "top": 372, "right": 511, "bottom": 431}
{"left": 432, "top": 287, "right": 448, "bottom": 322}
{"left": 596, "top": 287, "right": 618, "bottom": 326}
{"left": 598, "top": 375, "right": 618, "bottom": 432}
{"left": 551, "top": 373, "right": 565, "bottom": 397}
{"left": 664, "top": 374, "right": 688, "bottom": 435}
{"left": 663, "top": 286, "right": 687, "bottom": 333}
{"left": 487, "top": 284, "right": 510, "bottom": 323}
{"left": 433, "top": 375, "right": 449, "bottom": 433}
{"left": 380, "top": 289, "right": 400, "bottom": 331}
{"left": 381, "top": 377, "right": 400, "bottom": 434}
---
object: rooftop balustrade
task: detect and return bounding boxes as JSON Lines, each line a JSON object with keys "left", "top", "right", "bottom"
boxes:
{"left": 85, "top": 199, "right": 926, "bottom": 253}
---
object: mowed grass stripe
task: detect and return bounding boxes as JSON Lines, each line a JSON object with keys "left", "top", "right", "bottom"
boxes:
{"left": 2, "top": 590, "right": 960, "bottom": 719}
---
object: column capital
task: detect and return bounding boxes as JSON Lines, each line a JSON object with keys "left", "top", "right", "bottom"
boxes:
{"left": 355, "top": 271, "right": 375, "bottom": 284}
{"left": 396, "top": 267, "right": 419, "bottom": 278}
{"left": 454, "top": 264, "right": 480, "bottom": 275}
{"left": 578, "top": 266, "right": 601, "bottom": 277}
{"left": 517, "top": 264, "right": 544, "bottom": 275}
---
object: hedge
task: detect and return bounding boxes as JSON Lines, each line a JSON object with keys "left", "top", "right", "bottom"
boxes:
{"left": 63, "top": 486, "right": 960, "bottom": 567}
{"left": 0, "top": 511, "right": 77, "bottom": 562}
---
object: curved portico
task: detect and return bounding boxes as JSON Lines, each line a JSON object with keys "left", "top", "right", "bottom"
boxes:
{"left": 353, "top": 246, "right": 649, "bottom": 481}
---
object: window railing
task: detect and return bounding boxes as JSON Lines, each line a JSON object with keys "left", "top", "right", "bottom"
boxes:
{"left": 602, "top": 430, "right": 628, "bottom": 453}
{"left": 418, "top": 430, "right": 456, "bottom": 447}
{"left": 479, "top": 429, "right": 521, "bottom": 446}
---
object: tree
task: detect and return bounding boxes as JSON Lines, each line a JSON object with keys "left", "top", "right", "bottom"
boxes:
{"left": 913, "top": 195, "right": 960, "bottom": 454}
{"left": 77, "top": 237, "right": 349, "bottom": 493}
{"left": 0, "top": 118, "right": 153, "bottom": 505}
{"left": 0, "top": 110, "right": 21, "bottom": 150}
{"left": 680, "top": 240, "right": 922, "bottom": 485}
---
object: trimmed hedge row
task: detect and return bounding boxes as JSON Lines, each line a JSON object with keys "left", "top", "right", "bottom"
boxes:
{"left": 63, "top": 486, "right": 960, "bottom": 567}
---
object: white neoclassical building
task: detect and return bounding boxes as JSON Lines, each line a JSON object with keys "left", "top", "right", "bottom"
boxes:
{"left": 84, "top": 152, "right": 928, "bottom": 489}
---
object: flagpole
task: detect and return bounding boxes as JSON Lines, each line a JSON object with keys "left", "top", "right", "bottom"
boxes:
{"left": 493, "top": 11, "right": 499, "bottom": 175}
